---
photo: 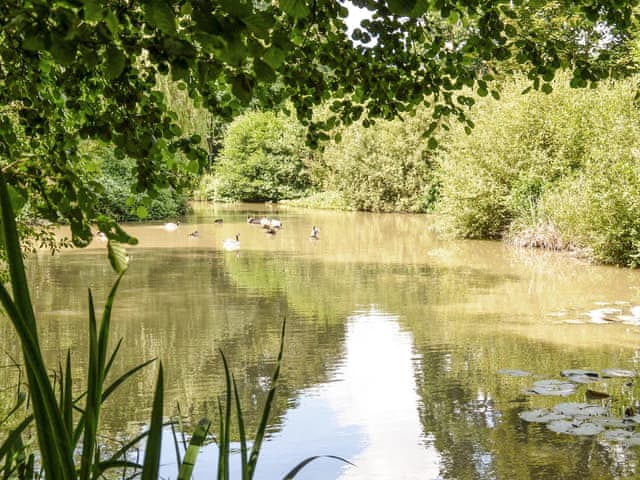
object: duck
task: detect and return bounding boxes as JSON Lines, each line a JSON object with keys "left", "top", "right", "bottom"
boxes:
{"left": 214, "top": 218, "right": 223, "bottom": 224}
{"left": 163, "top": 221, "right": 180, "bottom": 231}
{"left": 188, "top": 230, "right": 199, "bottom": 238}
{"left": 223, "top": 234, "right": 240, "bottom": 251}
{"left": 310, "top": 226, "right": 320, "bottom": 240}
{"left": 264, "top": 226, "right": 277, "bottom": 236}
{"left": 270, "top": 219, "right": 283, "bottom": 229}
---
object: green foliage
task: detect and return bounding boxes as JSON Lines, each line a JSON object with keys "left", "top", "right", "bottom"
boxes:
{"left": 318, "top": 109, "right": 440, "bottom": 213}
{"left": 214, "top": 111, "right": 313, "bottom": 202}
{"left": 438, "top": 74, "right": 640, "bottom": 265}
{"left": 2, "top": 0, "right": 638, "bottom": 246}
{"left": 85, "top": 142, "right": 189, "bottom": 222}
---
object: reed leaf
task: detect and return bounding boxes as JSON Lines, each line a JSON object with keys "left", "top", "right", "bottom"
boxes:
{"left": 219, "top": 351, "right": 233, "bottom": 480}
{"left": 62, "top": 352, "right": 73, "bottom": 438}
{"left": 216, "top": 398, "right": 228, "bottom": 480}
{"left": 141, "top": 364, "right": 164, "bottom": 480}
{"left": 102, "top": 358, "right": 156, "bottom": 401}
{"left": 177, "top": 418, "right": 211, "bottom": 480}
{"left": 0, "top": 174, "right": 76, "bottom": 479}
{"left": 79, "top": 288, "right": 100, "bottom": 480}
{"left": 0, "top": 415, "right": 33, "bottom": 463}
{"left": 231, "top": 373, "right": 249, "bottom": 480}
{"left": 0, "top": 392, "right": 27, "bottom": 426}
{"left": 281, "top": 455, "right": 355, "bottom": 479}
{"left": 246, "top": 320, "right": 286, "bottom": 477}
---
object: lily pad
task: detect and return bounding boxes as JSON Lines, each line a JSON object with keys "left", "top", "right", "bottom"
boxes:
{"left": 547, "top": 419, "right": 603, "bottom": 436}
{"left": 552, "top": 402, "right": 608, "bottom": 417}
{"left": 603, "top": 429, "right": 640, "bottom": 446}
{"left": 519, "top": 409, "right": 567, "bottom": 424}
{"left": 601, "top": 368, "right": 636, "bottom": 378}
{"left": 561, "top": 369, "right": 599, "bottom": 379}
{"left": 528, "top": 380, "right": 577, "bottom": 397}
{"left": 588, "top": 416, "right": 629, "bottom": 429}
{"left": 498, "top": 369, "right": 532, "bottom": 377}
{"left": 567, "top": 375, "right": 601, "bottom": 385}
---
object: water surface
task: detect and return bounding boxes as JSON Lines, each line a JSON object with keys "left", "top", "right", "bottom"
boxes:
{"left": 2, "top": 203, "right": 640, "bottom": 479}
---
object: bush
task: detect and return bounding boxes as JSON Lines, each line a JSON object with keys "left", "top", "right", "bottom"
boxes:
{"left": 86, "top": 142, "right": 189, "bottom": 221}
{"left": 317, "top": 108, "right": 440, "bottom": 213}
{"left": 213, "top": 111, "right": 313, "bottom": 202}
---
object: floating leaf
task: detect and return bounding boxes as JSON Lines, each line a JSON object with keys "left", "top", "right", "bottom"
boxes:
{"left": 561, "top": 369, "right": 599, "bottom": 378}
{"left": 589, "top": 416, "right": 628, "bottom": 429}
{"left": 552, "top": 403, "right": 608, "bottom": 417}
{"left": 601, "top": 368, "right": 636, "bottom": 378}
{"left": 528, "top": 380, "right": 577, "bottom": 396}
{"left": 519, "top": 409, "right": 567, "bottom": 424}
{"left": 547, "top": 419, "right": 603, "bottom": 436}
{"left": 568, "top": 375, "right": 601, "bottom": 385}
{"left": 498, "top": 369, "right": 532, "bottom": 377}
{"left": 603, "top": 429, "right": 640, "bottom": 445}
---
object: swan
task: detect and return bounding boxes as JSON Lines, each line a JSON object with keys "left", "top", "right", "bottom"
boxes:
{"left": 310, "top": 226, "right": 320, "bottom": 240}
{"left": 247, "top": 216, "right": 261, "bottom": 224}
{"left": 270, "top": 219, "right": 282, "bottom": 229}
{"left": 95, "top": 231, "right": 107, "bottom": 242}
{"left": 163, "top": 221, "right": 180, "bottom": 231}
{"left": 223, "top": 234, "right": 240, "bottom": 251}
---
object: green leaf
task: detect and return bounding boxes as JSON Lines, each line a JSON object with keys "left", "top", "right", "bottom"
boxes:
{"left": 107, "top": 241, "right": 130, "bottom": 274}
{"left": 541, "top": 83, "right": 553, "bottom": 94}
{"left": 82, "top": 0, "right": 103, "bottom": 21}
{"left": 427, "top": 137, "right": 438, "bottom": 149}
{"left": 104, "top": 47, "right": 126, "bottom": 80}
{"left": 279, "top": 0, "right": 311, "bottom": 19}
{"left": 243, "top": 12, "right": 275, "bottom": 38}
{"left": 177, "top": 418, "right": 211, "bottom": 480}
{"left": 141, "top": 365, "right": 164, "bottom": 480}
{"left": 136, "top": 206, "right": 149, "bottom": 219}
{"left": 387, "top": 0, "right": 418, "bottom": 16}
{"left": 144, "top": 0, "right": 176, "bottom": 34}
{"left": 254, "top": 59, "right": 276, "bottom": 83}
{"left": 104, "top": 10, "right": 120, "bottom": 36}
{"left": 262, "top": 47, "right": 286, "bottom": 69}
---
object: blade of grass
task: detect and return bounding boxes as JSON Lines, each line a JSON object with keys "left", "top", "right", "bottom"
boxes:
{"left": 281, "top": 455, "right": 355, "bottom": 479}
{"left": 141, "top": 363, "right": 164, "bottom": 480}
{"left": 219, "top": 351, "right": 233, "bottom": 480}
{"left": 246, "top": 320, "right": 286, "bottom": 478}
{"left": 177, "top": 418, "right": 211, "bottom": 480}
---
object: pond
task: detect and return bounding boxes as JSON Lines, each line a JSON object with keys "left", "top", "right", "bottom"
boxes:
{"left": 3, "top": 202, "right": 640, "bottom": 479}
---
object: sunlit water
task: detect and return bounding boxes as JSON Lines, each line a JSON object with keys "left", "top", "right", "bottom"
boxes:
{"left": 3, "top": 203, "right": 640, "bottom": 479}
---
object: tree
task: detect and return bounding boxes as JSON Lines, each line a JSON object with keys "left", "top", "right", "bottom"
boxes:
{"left": 0, "top": 0, "right": 638, "bottom": 246}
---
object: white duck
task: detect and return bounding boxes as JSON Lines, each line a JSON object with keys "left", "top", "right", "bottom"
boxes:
{"left": 163, "top": 221, "right": 180, "bottom": 231}
{"left": 223, "top": 234, "right": 240, "bottom": 251}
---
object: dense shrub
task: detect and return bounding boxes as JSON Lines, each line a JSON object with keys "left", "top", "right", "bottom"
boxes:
{"left": 87, "top": 143, "right": 189, "bottom": 221}
{"left": 437, "top": 74, "right": 640, "bottom": 265}
{"left": 317, "top": 108, "right": 440, "bottom": 213}
{"left": 213, "top": 111, "right": 313, "bottom": 202}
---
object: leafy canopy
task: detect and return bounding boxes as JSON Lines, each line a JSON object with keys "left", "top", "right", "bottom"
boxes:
{"left": 0, "top": 0, "right": 638, "bottom": 245}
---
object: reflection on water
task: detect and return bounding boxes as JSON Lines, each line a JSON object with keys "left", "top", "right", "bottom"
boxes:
{"left": 3, "top": 202, "right": 640, "bottom": 479}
